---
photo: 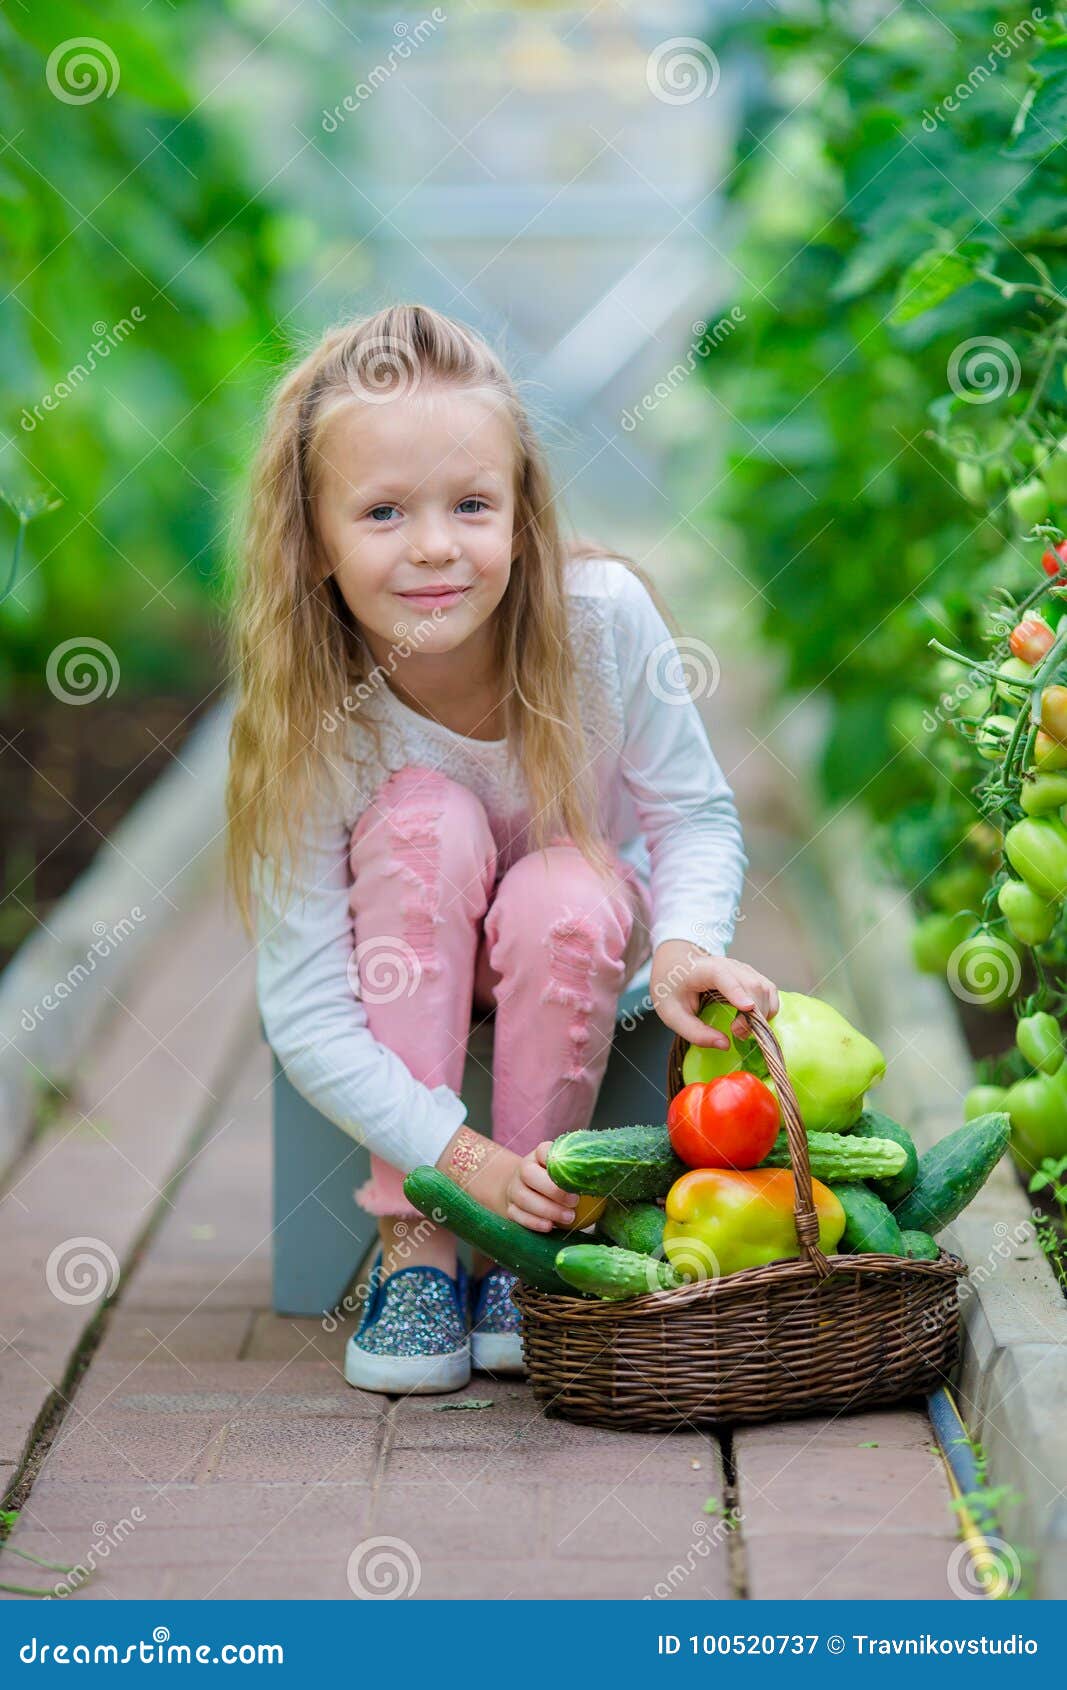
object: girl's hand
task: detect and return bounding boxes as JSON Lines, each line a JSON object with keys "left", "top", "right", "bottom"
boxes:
{"left": 436, "top": 1128, "right": 577, "bottom": 1232}
{"left": 505, "top": 1141, "right": 577, "bottom": 1232}
{"left": 649, "top": 940, "right": 780, "bottom": 1049}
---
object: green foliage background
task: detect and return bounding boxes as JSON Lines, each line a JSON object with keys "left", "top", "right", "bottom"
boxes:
{"left": 706, "top": 0, "right": 1067, "bottom": 872}
{"left": 0, "top": 1, "right": 293, "bottom": 695}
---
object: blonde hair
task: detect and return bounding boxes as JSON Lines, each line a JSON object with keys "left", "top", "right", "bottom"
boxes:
{"left": 225, "top": 302, "right": 681, "bottom": 929}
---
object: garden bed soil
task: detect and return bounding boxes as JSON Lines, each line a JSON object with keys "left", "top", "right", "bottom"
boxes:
{"left": 0, "top": 692, "right": 214, "bottom": 969}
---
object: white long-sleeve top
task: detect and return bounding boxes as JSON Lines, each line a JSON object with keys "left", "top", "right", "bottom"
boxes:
{"left": 255, "top": 555, "right": 748, "bottom": 1172}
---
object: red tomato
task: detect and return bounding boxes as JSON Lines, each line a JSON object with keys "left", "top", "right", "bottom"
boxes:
{"left": 1010, "top": 615, "right": 1055, "bottom": 664}
{"left": 667, "top": 1075, "right": 780, "bottom": 1170}
{"left": 1042, "top": 540, "right": 1067, "bottom": 576}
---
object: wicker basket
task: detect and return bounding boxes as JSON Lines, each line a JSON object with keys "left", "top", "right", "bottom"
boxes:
{"left": 513, "top": 987, "right": 967, "bottom": 1429}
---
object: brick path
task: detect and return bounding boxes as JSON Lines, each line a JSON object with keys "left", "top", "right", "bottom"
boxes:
{"left": 0, "top": 641, "right": 966, "bottom": 1601}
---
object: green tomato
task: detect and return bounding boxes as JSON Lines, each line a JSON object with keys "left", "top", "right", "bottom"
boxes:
{"left": 949, "top": 930, "right": 1023, "bottom": 1011}
{"left": 959, "top": 684, "right": 993, "bottom": 723}
{"left": 1021, "top": 773, "right": 1067, "bottom": 816}
{"left": 1017, "top": 1010, "right": 1064, "bottom": 1075}
{"left": 888, "top": 696, "right": 932, "bottom": 750}
{"left": 995, "top": 656, "right": 1036, "bottom": 707}
{"left": 680, "top": 1000, "right": 745, "bottom": 1085}
{"left": 976, "top": 714, "right": 1016, "bottom": 760}
{"left": 911, "top": 910, "right": 974, "bottom": 975}
{"left": 928, "top": 863, "right": 988, "bottom": 915}
{"left": 1040, "top": 438, "right": 1067, "bottom": 504}
{"left": 997, "top": 877, "right": 1057, "bottom": 945}
{"left": 964, "top": 1083, "right": 1009, "bottom": 1122}
{"left": 1005, "top": 815, "right": 1067, "bottom": 901}
{"left": 956, "top": 460, "right": 986, "bottom": 506}
{"left": 1004, "top": 1065, "right": 1067, "bottom": 1175}
{"left": 1009, "top": 476, "right": 1051, "bottom": 529}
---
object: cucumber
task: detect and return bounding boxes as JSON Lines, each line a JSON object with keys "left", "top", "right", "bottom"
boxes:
{"left": 595, "top": 1197, "right": 666, "bottom": 1257}
{"left": 828, "top": 1182, "right": 907, "bottom": 1256}
{"left": 547, "top": 1124, "right": 684, "bottom": 1199}
{"left": 760, "top": 1129, "right": 907, "bottom": 1182}
{"left": 891, "top": 1112, "right": 1010, "bottom": 1235}
{"left": 401, "top": 1166, "right": 571, "bottom": 1295}
{"left": 554, "top": 1244, "right": 683, "bottom": 1301}
{"left": 549, "top": 1121, "right": 907, "bottom": 1200}
{"left": 850, "top": 1109, "right": 919, "bottom": 1204}
{"left": 901, "top": 1229, "right": 940, "bottom": 1261}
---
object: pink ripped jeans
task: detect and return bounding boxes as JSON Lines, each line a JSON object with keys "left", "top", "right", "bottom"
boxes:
{"left": 348, "top": 764, "right": 654, "bottom": 1219}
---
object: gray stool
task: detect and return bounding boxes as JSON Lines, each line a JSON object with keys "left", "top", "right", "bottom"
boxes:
{"left": 270, "top": 981, "right": 673, "bottom": 1316}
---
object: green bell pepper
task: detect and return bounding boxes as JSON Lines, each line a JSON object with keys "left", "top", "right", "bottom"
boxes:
{"left": 763, "top": 991, "right": 886, "bottom": 1133}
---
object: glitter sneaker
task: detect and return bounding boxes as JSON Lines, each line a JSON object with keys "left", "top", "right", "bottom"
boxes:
{"left": 470, "top": 1266, "right": 526, "bottom": 1375}
{"left": 344, "top": 1255, "right": 470, "bottom": 1395}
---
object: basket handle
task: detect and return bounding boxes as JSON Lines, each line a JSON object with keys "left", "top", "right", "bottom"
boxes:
{"left": 672, "top": 988, "right": 832, "bottom": 1281}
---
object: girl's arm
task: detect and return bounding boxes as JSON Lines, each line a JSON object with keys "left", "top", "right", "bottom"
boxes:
{"left": 611, "top": 563, "right": 749, "bottom": 962}
{"left": 610, "top": 564, "right": 779, "bottom": 1043}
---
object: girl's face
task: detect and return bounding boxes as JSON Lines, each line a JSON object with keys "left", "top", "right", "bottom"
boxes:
{"left": 314, "top": 383, "right": 517, "bottom": 667}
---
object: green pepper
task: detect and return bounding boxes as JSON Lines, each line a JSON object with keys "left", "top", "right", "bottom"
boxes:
{"left": 762, "top": 991, "right": 886, "bottom": 1133}
{"left": 1004, "top": 1064, "right": 1067, "bottom": 1174}
{"left": 997, "top": 879, "right": 1057, "bottom": 946}
{"left": 662, "top": 1167, "right": 846, "bottom": 1279}
{"left": 680, "top": 1000, "right": 747, "bottom": 1086}
{"left": 1020, "top": 773, "right": 1067, "bottom": 816}
{"left": 964, "top": 1083, "right": 1009, "bottom": 1122}
{"left": 1005, "top": 816, "right": 1067, "bottom": 902}
{"left": 1016, "top": 1011, "right": 1064, "bottom": 1075}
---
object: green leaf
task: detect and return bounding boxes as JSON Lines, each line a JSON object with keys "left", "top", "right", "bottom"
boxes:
{"left": 891, "top": 250, "right": 976, "bottom": 325}
{"left": 1006, "top": 70, "right": 1067, "bottom": 159}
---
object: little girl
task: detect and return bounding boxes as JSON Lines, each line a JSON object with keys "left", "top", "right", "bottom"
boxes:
{"left": 226, "top": 303, "right": 779, "bottom": 1396}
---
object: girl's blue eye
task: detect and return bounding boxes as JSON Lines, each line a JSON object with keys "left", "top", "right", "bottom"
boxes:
{"left": 457, "top": 497, "right": 487, "bottom": 513}
{"left": 368, "top": 505, "right": 397, "bottom": 521}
